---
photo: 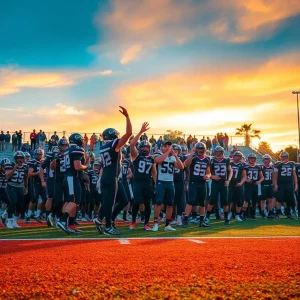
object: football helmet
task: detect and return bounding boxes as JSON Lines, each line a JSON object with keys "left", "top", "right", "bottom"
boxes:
{"left": 102, "top": 128, "right": 119, "bottom": 141}
{"left": 69, "top": 133, "right": 83, "bottom": 147}
{"left": 0, "top": 158, "right": 10, "bottom": 167}
{"left": 58, "top": 138, "right": 69, "bottom": 151}
{"left": 34, "top": 149, "right": 44, "bottom": 161}
{"left": 262, "top": 154, "right": 272, "bottom": 160}
{"left": 280, "top": 151, "right": 289, "bottom": 158}
{"left": 14, "top": 151, "right": 25, "bottom": 164}
{"left": 139, "top": 140, "right": 151, "bottom": 155}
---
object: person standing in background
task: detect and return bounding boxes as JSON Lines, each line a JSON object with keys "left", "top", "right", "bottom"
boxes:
{"left": 5, "top": 131, "right": 11, "bottom": 150}
{"left": 51, "top": 131, "right": 59, "bottom": 143}
{"left": 90, "top": 133, "right": 97, "bottom": 151}
{"left": 17, "top": 130, "right": 23, "bottom": 150}
{"left": 12, "top": 132, "right": 18, "bottom": 152}
{"left": 39, "top": 131, "right": 47, "bottom": 149}
{"left": 83, "top": 134, "right": 89, "bottom": 150}
{"left": 0, "top": 131, "right": 5, "bottom": 151}
{"left": 224, "top": 133, "right": 229, "bottom": 151}
{"left": 30, "top": 129, "right": 37, "bottom": 150}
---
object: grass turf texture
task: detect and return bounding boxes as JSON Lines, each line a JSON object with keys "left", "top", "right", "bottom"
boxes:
{"left": 0, "top": 218, "right": 299, "bottom": 239}
{"left": 1, "top": 238, "right": 300, "bottom": 299}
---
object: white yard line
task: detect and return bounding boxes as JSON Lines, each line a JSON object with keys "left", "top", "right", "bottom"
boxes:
{"left": 188, "top": 239, "right": 206, "bottom": 244}
{"left": 118, "top": 239, "right": 131, "bottom": 244}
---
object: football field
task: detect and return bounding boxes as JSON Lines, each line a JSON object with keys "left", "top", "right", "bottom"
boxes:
{"left": 0, "top": 219, "right": 300, "bottom": 299}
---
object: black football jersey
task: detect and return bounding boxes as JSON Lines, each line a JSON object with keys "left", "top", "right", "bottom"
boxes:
{"left": 132, "top": 154, "right": 154, "bottom": 182}
{"left": 27, "top": 159, "right": 45, "bottom": 183}
{"left": 86, "top": 167, "right": 99, "bottom": 187}
{"left": 230, "top": 162, "right": 245, "bottom": 183}
{"left": 261, "top": 165, "right": 273, "bottom": 185}
{"left": 5, "top": 163, "right": 28, "bottom": 187}
{"left": 189, "top": 156, "right": 210, "bottom": 183}
{"left": 41, "top": 152, "right": 55, "bottom": 179}
{"left": 244, "top": 164, "right": 261, "bottom": 183}
{"left": 274, "top": 162, "right": 295, "bottom": 184}
{"left": 121, "top": 159, "right": 131, "bottom": 182}
{"left": 64, "top": 145, "right": 85, "bottom": 177}
{"left": 99, "top": 139, "right": 120, "bottom": 182}
{"left": 0, "top": 171, "right": 7, "bottom": 190}
{"left": 210, "top": 157, "right": 230, "bottom": 181}
{"left": 295, "top": 163, "right": 300, "bottom": 183}
{"left": 174, "top": 155, "right": 186, "bottom": 181}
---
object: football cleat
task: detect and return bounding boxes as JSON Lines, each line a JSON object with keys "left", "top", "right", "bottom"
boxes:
{"left": 68, "top": 225, "right": 83, "bottom": 233}
{"left": 12, "top": 220, "right": 20, "bottom": 228}
{"left": 144, "top": 224, "right": 151, "bottom": 231}
{"left": 224, "top": 220, "right": 230, "bottom": 225}
{"left": 129, "top": 223, "right": 135, "bottom": 230}
{"left": 199, "top": 221, "right": 209, "bottom": 227}
{"left": 104, "top": 227, "right": 121, "bottom": 235}
{"left": 1, "top": 214, "right": 7, "bottom": 226}
{"left": 164, "top": 225, "right": 176, "bottom": 231}
{"left": 93, "top": 218, "right": 103, "bottom": 234}
{"left": 46, "top": 214, "right": 54, "bottom": 227}
{"left": 182, "top": 218, "right": 188, "bottom": 228}
{"left": 35, "top": 215, "right": 43, "bottom": 223}
{"left": 56, "top": 221, "right": 70, "bottom": 234}
{"left": 235, "top": 215, "right": 243, "bottom": 222}
{"left": 6, "top": 220, "right": 14, "bottom": 229}
{"left": 25, "top": 215, "right": 30, "bottom": 224}
{"left": 152, "top": 223, "right": 159, "bottom": 232}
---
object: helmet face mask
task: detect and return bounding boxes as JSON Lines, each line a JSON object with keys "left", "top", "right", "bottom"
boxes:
{"left": 58, "top": 139, "right": 69, "bottom": 152}
{"left": 34, "top": 149, "right": 43, "bottom": 161}
{"left": 172, "top": 144, "right": 181, "bottom": 156}
{"left": 14, "top": 151, "right": 25, "bottom": 165}
{"left": 139, "top": 141, "right": 151, "bottom": 155}
{"left": 195, "top": 142, "right": 206, "bottom": 156}
{"left": 233, "top": 154, "right": 242, "bottom": 163}
{"left": 181, "top": 146, "right": 187, "bottom": 155}
{"left": 248, "top": 157, "right": 256, "bottom": 165}
{"left": 214, "top": 146, "right": 224, "bottom": 158}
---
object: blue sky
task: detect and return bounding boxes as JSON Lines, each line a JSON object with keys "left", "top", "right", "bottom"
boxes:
{"left": 0, "top": 0, "right": 300, "bottom": 150}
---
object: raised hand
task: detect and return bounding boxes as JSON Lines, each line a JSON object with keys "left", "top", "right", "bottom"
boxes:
{"left": 140, "top": 122, "right": 150, "bottom": 133}
{"left": 119, "top": 106, "right": 129, "bottom": 117}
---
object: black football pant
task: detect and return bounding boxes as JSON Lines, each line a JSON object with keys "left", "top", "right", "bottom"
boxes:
{"left": 100, "top": 179, "right": 128, "bottom": 229}
{"left": 6, "top": 185, "right": 24, "bottom": 218}
{"left": 132, "top": 181, "right": 153, "bottom": 224}
{"left": 174, "top": 180, "right": 185, "bottom": 216}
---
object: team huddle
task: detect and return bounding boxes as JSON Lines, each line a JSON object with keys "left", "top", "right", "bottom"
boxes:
{"left": 0, "top": 107, "right": 299, "bottom": 235}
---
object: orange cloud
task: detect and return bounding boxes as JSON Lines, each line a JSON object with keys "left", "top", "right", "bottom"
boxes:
{"left": 114, "top": 51, "right": 300, "bottom": 150}
{"left": 120, "top": 44, "right": 142, "bottom": 64}
{"left": 96, "top": 0, "right": 300, "bottom": 49}
{"left": 0, "top": 67, "right": 112, "bottom": 96}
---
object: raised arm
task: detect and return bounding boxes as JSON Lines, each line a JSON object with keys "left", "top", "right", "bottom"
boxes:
{"left": 130, "top": 122, "right": 150, "bottom": 161}
{"left": 116, "top": 106, "right": 133, "bottom": 152}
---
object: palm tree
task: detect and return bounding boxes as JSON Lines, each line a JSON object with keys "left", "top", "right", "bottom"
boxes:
{"left": 235, "top": 124, "right": 261, "bottom": 146}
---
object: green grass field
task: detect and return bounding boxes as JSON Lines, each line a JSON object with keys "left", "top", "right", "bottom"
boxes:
{"left": 0, "top": 217, "right": 299, "bottom": 239}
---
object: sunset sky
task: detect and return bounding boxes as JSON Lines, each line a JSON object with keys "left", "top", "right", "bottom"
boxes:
{"left": 1, "top": 0, "right": 299, "bottom": 151}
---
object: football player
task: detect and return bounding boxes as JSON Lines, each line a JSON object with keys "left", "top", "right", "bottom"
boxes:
{"left": 242, "top": 154, "right": 264, "bottom": 219}
{"left": 57, "top": 133, "right": 90, "bottom": 234}
{"left": 206, "top": 146, "right": 232, "bottom": 225}
{"left": 5, "top": 151, "right": 28, "bottom": 229}
{"left": 182, "top": 142, "right": 210, "bottom": 227}
{"left": 26, "top": 149, "right": 47, "bottom": 223}
{"left": 39, "top": 146, "right": 57, "bottom": 226}
{"left": 228, "top": 151, "right": 246, "bottom": 221}
{"left": 50, "top": 139, "right": 69, "bottom": 225}
{"left": 93, "top": 106, "right": 132, "bottom": 235}
{"left": 86, "top": 161, "right": 102, "bottom": 219}
{"left": 260, "top": 154, "right": 275, "bottom": 218}
{"left": 273, "top": 152, "right": 297, "bottom": 218}
{"left": 152, "top": 141, "right": 184, "bottom": 231}
{"left": 129, "top": 122, "right": 156, "bottom": 231}
{"left": 172, "top": 144, "right": 186, "bottom": 225}
{"left": 0, "top": 159, "right": 9, "bottom": 226}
